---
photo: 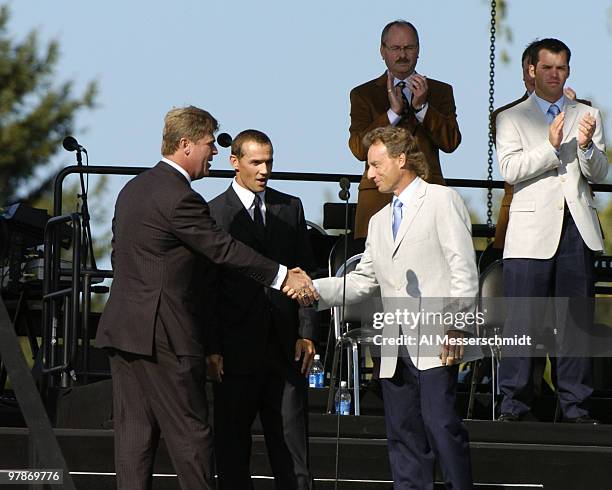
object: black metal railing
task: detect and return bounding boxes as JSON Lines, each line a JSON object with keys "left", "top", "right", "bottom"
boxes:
{"left": 44, "top": 165, "right": 612, "bottom": 388}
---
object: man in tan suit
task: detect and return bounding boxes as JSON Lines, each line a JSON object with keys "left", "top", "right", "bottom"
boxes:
{"left": 316, "top": 126, "right": 478, "bottom": 489}
{"left": 492, "top": 41, "right": 587, "bottom": 249}
{"left": 349, "top": 20, "right": 462, "bottom": 238}
{"left": 496, "top": 38, "right": 608, "bottom": 424}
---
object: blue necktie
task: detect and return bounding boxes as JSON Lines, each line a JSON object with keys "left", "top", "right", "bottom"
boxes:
{"left": 546, "top": 103, "right": 560, "bottom": 125}
{"left": 392, "top": 198, "right": 403, "bottom": 240}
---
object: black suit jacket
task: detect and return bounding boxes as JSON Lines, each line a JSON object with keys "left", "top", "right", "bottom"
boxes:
{"left": 95, "top": 162, "right": 279, "bottom": 357}
{"left": 205, "top": 185, "right": 318, "bottom": 374}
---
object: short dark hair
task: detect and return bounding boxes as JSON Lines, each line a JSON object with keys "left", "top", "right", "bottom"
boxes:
{"left": 363, "top": 126, "right": 429, "bottom": 181}
{"left": 231, "top": 129, "right": 273, "bottom": 158}
{"left": 521, "top": 39, "right": 540, "bottom": 64}
{"left": 380, "top": 20, "right": 419, "bottom": 46}
{"left": 529, "top": 38, "right": 571, "bottom": 66}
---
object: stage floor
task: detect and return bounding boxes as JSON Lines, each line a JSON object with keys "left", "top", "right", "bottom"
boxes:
{"left": 1, "top": 414, "right": 610, "bottom": 490}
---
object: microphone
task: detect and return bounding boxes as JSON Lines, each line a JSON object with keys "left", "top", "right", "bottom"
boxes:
{"left": 217, "top": 133, "right": 233, "bottom": 148}
{"left": 62, "top": 136, "right": 86, "bottom": 153}
{"left": 338, "top": 177, "right": 351, "bottom": 201}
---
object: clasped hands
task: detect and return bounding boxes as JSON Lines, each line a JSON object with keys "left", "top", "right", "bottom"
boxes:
{"left": 282, "top": 267, "right": 319, "bottom": 306}
{"left": 386, "top": 70, "right": 428, "bottom": 115}
{"left": 549, "top": 111, "right": 596, "bottom": 151}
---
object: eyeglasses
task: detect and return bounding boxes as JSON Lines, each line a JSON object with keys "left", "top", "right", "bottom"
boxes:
{"left": 383, "top": 44, "right": 418, "bottom": 54}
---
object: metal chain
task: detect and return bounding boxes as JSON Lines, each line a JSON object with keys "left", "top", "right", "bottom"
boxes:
{"left": 486, "top": 0, "right": 497, "bottom": 230}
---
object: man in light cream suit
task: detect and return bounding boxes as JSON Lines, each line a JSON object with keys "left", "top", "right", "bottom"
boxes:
{"left": 496, "top": 38, "right": 608, "bottom": 424}
{"left": 314, "top": 126, "right": 478, "bottom": 490}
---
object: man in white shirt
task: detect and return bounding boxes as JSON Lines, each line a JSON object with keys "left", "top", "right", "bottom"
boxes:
{"left": 349, "top": 19, "right": 462, "bottom": 238}
{"left": 315, "top": 126, "right": 478, "bottom": 489}
{"left": 495, "top": 38, "right": 608, "bottom": 423}
{"left": 205, "top": 130, "right": 317, "bottom": 489}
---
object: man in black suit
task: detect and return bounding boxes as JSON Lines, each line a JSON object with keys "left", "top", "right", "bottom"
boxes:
{"left": 206, "top": 130, "right": 317, "bottom": 490}
{"left": 95, "top": 107, "right": 314, "bottom": 490}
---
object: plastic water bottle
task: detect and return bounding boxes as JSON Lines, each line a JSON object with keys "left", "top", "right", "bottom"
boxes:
{"left": 308, "top": 354, "right": 324, "bottom": 388}
{"left": 335, "top": 381, "right": 351, "bottom": 415}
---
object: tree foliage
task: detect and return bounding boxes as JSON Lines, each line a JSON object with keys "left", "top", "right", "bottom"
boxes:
{"left": 0, "top": 5, "right": 97, "bottom": 205}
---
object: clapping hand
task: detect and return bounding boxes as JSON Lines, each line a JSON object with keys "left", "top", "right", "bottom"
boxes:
{"left": 548, "top": 111, "right": 565, "bottom": 150}
{"left": 282, "top": 267, "right": 319, "bottom": 306}
{"left": 408, "top": 73, "right": 428, "bottom": 110}
{"left": 578, "top": 113, "right": 596, "bottom": 150}
{"left": 386, "top": 71, "right": 405, "bottom": 115}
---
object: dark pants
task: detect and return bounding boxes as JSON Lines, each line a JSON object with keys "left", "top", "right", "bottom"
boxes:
{"left": 381, "top": 354, "right": 473, "bottom": 490}
{"left": 213, "top": 351, "right": 312, "bottom": 490}
{"left": 109, "top": 322, "right": 213, "bottom": 490}
{"left": 499, "top": 212, "right": 594, "bottom": 419}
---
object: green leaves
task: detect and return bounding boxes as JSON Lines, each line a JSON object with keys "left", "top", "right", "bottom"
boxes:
{"left": 0, "top": 4, "right": 97, "bottom": 204}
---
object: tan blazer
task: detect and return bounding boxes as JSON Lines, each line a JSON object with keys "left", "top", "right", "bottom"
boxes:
{"left": 492, "top": 94, "right": 592, "bottom": 249}
{"left": 349, "top": 72, "right": 462, "bottom": 237}
{"left": 315, "top": 180, "right": 480, "bottom": 376}
{"left": 496, "top": 94, "right": 608, "bottom": 259}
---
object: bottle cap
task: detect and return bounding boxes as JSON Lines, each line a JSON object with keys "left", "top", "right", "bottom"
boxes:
{"left": 340, "top": 381, "right": 347, "bottom": 388}
{"left": 314, "top": 354, "right": 320, "bottom": 360}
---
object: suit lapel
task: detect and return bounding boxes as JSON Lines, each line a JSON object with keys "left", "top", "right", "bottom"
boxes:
{"left": 523, "top": 95, "right": 549, "bottom": 140}
{"left": 263, "top": 189, "right": 281, "bottom": 246}
{"left": 225, "top": 186, "right": 266, "bottom": 248}
{"left": 562, "top": 98, "right": 579, "bottom": 141}
{"left": 392, "top": 180, "right": 427, "bottom": 257}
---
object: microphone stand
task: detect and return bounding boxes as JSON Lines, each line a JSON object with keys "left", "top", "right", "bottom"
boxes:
{"left": 334, "top": 177, "right": 351, "bottom": 490}
{"left": 74, "top": 147, "right": 97, "bottom": 272}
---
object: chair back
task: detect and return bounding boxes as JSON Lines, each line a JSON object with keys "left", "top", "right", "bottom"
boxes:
{"left": 332, "top": 253, "right": 363, "bottom": 339}
{"left": 478, "top": 259, "right": 505, "bottom": 333}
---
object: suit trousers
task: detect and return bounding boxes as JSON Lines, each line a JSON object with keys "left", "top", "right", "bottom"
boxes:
{"left": 381, "top": 353, "right": 473, "bottom": 490}
{"left": 499, "top": 212, "right": 594, "bottom": 419}
{"left": 109, "top": 320, "right": 213, "bottom": 490}
{"left": 213, "top": 349, "right": 312, "bottom": 490}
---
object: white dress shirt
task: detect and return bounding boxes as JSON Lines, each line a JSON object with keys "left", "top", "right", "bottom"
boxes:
{"left": 231, "top": 179, "right": 287, "bottom": 289}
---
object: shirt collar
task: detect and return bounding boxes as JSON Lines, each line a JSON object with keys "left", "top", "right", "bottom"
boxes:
{"left": 391, "top": 71, "right": 419, "bottom": 90}
{"left": 394, "top": 176, "right": 422, "bottom": 208}
{"left": 533, "top": 92, "right": 565, "bottom": 116}
{"left": 161, "top": 157, "right": 191, "bottom": 184}
{"left": 231, "top": 178, "right": 266, "bottom": 210}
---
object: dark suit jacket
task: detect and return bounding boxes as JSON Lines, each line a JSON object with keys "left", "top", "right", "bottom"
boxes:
{"left": 492, "top": 94, "right": 592, "bottom": 249}
{"left": 205, "top": 185, "right": 318, "bottom": 374}
{"left": 95, "top": 162, "right": 280, "bottom": 357}
{"left": 349, "top": 72, "right": 462, "bottom": 237}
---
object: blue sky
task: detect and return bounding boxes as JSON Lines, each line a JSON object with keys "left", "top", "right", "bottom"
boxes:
{"left": 6, "top": 0, "right": 612, "bottom": 253}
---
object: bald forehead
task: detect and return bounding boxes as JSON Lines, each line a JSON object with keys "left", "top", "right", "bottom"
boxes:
{"left": 381, "top": 22, "right": 419, "bottom": 45}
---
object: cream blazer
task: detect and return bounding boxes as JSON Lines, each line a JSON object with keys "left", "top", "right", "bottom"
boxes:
{"left": 496, "top": 94, "right": 608, "bottom": 259}
{"left": 315, "top": 180, "right": 480, "bottom": 376}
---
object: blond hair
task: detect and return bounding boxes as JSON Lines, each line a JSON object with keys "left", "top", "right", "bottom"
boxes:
{"left": 363, "top": 126, "right": 429, "bottom": 180}
{"left": 161, "top": 106, "right": 218, "bottom": 155}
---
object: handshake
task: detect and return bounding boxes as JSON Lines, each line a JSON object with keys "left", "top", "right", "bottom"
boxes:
{"left": 281, "top": 267, "right": 319, "bottom": 306}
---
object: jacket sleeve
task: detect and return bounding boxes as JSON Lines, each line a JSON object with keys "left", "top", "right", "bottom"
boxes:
{"left": 171, "top": 190, "right": 280, "bottom": 286}
{"left": 419, "top": 83, "right": 462, "bottom": 153}
{"left": 496, "top": 110, "right": 560, "bottom": 185}
{"left": 348, "top": 87, "right": 392, "bottom": 161}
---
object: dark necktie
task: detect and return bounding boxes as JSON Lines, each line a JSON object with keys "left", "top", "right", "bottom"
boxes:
{"left": 397, "top": 81, "right": 412, "bottom": 117}
{"left": 253, "top": 194, "right": 265, "bottom": 235}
